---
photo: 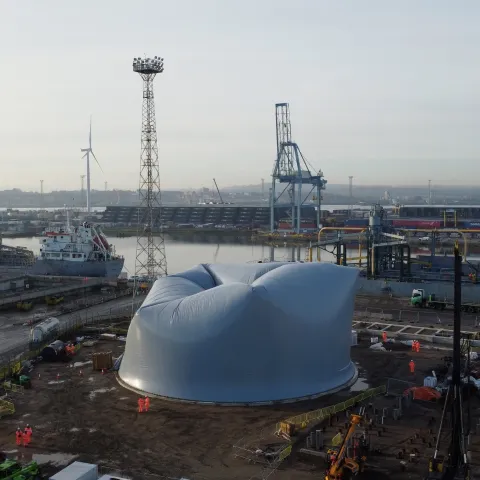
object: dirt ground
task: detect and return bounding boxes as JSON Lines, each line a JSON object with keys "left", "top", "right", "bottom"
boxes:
{"left": 1, "top": 336, "right": 480, "bottom": 480}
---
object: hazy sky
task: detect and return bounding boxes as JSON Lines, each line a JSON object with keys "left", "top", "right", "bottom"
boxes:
{"left": 1, "top": 0, "right": 479, "bottom": 191}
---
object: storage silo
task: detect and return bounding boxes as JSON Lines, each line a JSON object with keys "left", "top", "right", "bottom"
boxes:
{"left": 118, "top": 262, "right": 359, "bottom": 404}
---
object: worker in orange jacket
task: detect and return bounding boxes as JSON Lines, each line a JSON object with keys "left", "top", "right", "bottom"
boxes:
{"left": 382, "top": 331, "right": 387, "bottom": 343}
{"left": 22, "top": 431, "right": 29, "bottom": 447}
{"left": 144, "top": 396, "right": 150, "bottom": 412}
{"left": 24, "top": 425, "right": 32, "bottom": 444}
{"left": 409, "top": 360, "right": 415, "bottom": 373}
{"left": 15, "top": 428, "right": 22, "bottom": 446}
{"left": 137, "top": 397, "right": 145, "bottom": 413}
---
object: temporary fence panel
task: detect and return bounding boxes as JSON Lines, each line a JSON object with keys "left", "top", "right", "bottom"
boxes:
{"left": 275, "top": 385, "right": 386, "bottom": 433}
{"left": 0, "top": 399, "right": 15, "bottom": 417}
{"left": 3, "top": 381, "right": 24, "bottom": 394}
{"left": 92, "top": 351, "right": 113, "bottom": 371}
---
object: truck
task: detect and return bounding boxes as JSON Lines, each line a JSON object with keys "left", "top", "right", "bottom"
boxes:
{"left": 30, "top": 317, "right": 60, "bottom": 343}
{"left": 411, "top": 289, "right": 480, "bottom": 313}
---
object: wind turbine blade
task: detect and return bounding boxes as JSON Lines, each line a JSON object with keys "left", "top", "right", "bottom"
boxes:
{"left": 89, "top": 115, "right": 92, "bottom": 149}
{"left": 81, "top": 152, "right": 88, "bottom": 159}
{"left": 91, "top": 151, "right": 104, "bottom": 173}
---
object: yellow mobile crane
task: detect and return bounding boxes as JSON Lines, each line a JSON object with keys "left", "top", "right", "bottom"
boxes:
{"left": 325, "top": 412, "right": 367, "bottom": 480}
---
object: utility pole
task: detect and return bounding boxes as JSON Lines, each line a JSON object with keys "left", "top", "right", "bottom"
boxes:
{"left": 40, "top": 180, "right": 44, "bottom": 209}
{"left": 104, "top": 181, "right": 108, "bottom": 192}
{"left": 428, "top": 179, "right": 432, "bottom": 205}
{"left": 348, "top": 176, "right": 354, "bottom": 217}
{"left": 132, "top": 55, "right": 168, "bottom": 282}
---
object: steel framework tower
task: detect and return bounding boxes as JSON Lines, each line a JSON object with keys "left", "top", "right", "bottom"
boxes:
{"left": 80, "top": 175, "right": 85, "bottom": 208}
{"left": 270, "top": 103, "right": 327, "bottom": 233}
{"left": 132, "top": 56, "right": 167, "bottom": 281}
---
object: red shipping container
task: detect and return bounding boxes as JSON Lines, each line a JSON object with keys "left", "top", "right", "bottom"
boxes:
{"left": 392, "top": 219, "right": 441, "bottom": 229}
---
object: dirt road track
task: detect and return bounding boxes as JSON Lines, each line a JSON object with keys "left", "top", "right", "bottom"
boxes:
{"left": 0, "top": 296, "right": 141, "bottom": 355}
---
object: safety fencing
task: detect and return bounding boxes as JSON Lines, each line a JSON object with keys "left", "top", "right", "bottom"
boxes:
{"left": 3, "top": 381, "right": 24, "bottom": 394}
{"left": 275, "top": 385, "right": 387, "bottom": 433}
{"left": 0, "top": 399, "right": 15, "bottom": 417}
{"left": 0, "top": 301, "right": 142, "bottom": 381}
{"left": 355, "top": 306, "right": 480, "bottom": 326}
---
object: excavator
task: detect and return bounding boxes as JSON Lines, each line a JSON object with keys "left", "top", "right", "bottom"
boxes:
{"left": 325, "top": 411, "right": 368, "bottom": 480}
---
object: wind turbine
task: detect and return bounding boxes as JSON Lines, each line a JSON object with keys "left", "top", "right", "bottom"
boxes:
{"left": 80, "top": 116, "right": 103, "bottom": 214}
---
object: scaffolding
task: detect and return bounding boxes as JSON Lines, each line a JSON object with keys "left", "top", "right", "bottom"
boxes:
{"left": 233, "top": 432, "right": 291, "bottom": 480}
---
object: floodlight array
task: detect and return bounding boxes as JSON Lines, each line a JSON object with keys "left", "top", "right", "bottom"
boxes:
{"left": 132, "top": 56, "right": 164, "bottom": 72}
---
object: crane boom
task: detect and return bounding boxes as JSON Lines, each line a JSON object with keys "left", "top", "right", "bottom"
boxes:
{"left": 326, "top": 413, "right": 364, "bottom": 479}
{"left": 213, "top": 178, "right": 224, "bottom": 204}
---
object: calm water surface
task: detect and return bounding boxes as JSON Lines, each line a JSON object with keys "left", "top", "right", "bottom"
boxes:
{"left": 3, "top": 236, "right": 343, "bottom": 275}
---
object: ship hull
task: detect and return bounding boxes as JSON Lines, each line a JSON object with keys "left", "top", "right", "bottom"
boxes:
{"left": 28, "top": 258, "right": 124, "bottom": 278}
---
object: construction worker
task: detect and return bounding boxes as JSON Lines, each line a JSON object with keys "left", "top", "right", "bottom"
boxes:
{"left": 415, "top": 341, "right": 421, "bottom": 353}
{"left": 24, "top": 425, "right": 32, "bottom": 444}
{"left": 382, "top": 331, "right": 387, "bottom": 343}
{"left": 15, "top": 428, "right": 22, "bottom": 446}
{"left": 22, "top": 430, "right": 29, "bottom": 447}
{"left": 137, "top": 397, "right": 144, "bottom": 413}
{"left": 144, "top": 396, "right": 150, "bottom": 412}
{"left": 412, "top": 340, "right": 417, "bottom": 352}
{"left": 409, "top": 359, "right": 415, "bottom": 374}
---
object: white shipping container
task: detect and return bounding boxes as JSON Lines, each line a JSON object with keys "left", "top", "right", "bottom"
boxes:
{"left": 50, "top": 462, "right": 98, "bottom": 480}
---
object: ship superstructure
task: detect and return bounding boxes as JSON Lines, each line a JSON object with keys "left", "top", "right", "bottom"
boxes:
{"left": 29, "top": 222, "right": 124, "bottom": 278}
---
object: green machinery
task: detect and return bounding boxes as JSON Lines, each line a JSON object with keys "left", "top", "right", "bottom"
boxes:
{"left": 0, "top": 460, "right": 40, "bottom": 480}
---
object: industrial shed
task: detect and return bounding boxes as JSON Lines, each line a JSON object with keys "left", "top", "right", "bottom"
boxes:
{"left": 118, "top": 262, "right": 359, "bottom": 404}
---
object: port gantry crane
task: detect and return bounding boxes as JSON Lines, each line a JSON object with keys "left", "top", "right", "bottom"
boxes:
{"left": 425, "top": 243, "right": 470, "bottom": 480}
{"left": 270, "top": 103, "right": 327, "bottom": 235}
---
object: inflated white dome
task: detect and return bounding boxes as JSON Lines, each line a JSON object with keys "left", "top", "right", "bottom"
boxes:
{"left": 118, "top": 262, "right": 359, "bottom": 404}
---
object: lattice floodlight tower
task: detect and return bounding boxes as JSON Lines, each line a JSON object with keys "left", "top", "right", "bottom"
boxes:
{"left": 132, "top": 56, "right": 167, "bottom": 282}
{"left": 270, "top": 103, "right": 327, "bottom": 233}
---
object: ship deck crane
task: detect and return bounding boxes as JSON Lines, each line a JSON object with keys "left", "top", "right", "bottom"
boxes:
{"left": 213, "top": 178, "right": 224, "bottom": 204}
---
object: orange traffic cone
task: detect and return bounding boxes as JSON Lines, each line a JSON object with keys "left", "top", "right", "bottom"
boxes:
{"left": 101, "top": 369, "right": 105, "bottom": 375}
{"left": 56, "top": 373, "right": 60, "bottom": 380}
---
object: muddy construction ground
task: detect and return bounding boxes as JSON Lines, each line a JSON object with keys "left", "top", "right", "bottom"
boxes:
{"left": 1, "top": 337, "right": 480, "bottom": 480}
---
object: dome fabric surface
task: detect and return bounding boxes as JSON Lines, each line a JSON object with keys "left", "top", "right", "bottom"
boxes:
{"left": 119, "top": 262, "right": 359, "bottom": 404}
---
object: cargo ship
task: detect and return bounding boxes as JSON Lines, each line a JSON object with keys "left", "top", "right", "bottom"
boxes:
{"left": 29, "top": 222, "right": 124, "bottom": 278}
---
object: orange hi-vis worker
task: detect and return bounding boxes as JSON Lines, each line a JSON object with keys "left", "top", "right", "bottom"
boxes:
{"left": 24, "top": 425, "right": 32, "bottom": 444}
{"left": 409, "top": 360, "right": 415, "bottom": 373}
{"left": 382, "top": 331, "right": 387, "bottom": 342}
{"left": 15, "top": 428, "right": 22, "bottom": 446}
{"left": 415, "top": 341, "right": 421, "bottom": 352}
{"left": 144, "top": 396, "right": 150, "bottom": 412}
{"left": 138, "top": 397, "right": 145, "bottom": 413}
{"left": 22, "top": 431, "right": 29, "bottom": 447}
